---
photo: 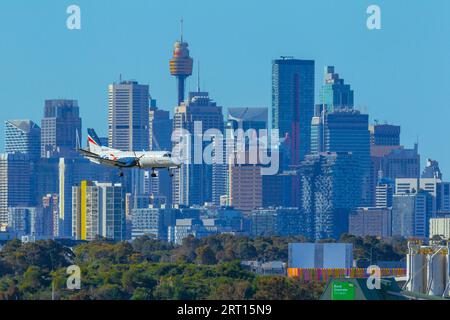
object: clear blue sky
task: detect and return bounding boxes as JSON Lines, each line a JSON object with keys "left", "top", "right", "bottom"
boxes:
{"left": 0, "top": 0, "right": 449, "bottom": 173}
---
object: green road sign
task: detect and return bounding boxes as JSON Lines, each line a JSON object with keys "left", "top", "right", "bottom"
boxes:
{"left": 331, "top": 281, "right": 355, "bottom": 300}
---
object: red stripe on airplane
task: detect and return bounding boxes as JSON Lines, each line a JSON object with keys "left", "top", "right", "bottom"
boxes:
{"left": 88, "top": 136, "right": 98, "bottom": 145}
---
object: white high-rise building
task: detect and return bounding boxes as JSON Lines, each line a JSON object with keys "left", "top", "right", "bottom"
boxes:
{"left": 72, "top": 181, "right": 125, "bottom": 241}
{"left": 108, "top": 80, "right": 150, "bottom": 152}
{"left": 0, "top": 153, "right": 32, "bottom": 224}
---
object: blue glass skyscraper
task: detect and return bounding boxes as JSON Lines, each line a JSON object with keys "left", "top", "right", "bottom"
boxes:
{"left": 319, "top": 66, "right": 354, "bottom": 112}
{"left": 272, "top": 58, "right": 315, "bottom": 165}
{"left": 5, "top": 120, "right": 41, "bottom": 160}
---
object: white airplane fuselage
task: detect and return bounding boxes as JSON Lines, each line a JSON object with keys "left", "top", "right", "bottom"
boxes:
{"left": 93, "top": 147, "right": 179, "bottom": 169}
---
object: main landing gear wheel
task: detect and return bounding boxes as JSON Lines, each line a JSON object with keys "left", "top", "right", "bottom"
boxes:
{"left": 151, "top": 168, "right": 157, "bottom": 178}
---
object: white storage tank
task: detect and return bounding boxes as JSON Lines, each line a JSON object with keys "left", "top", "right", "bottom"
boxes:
{"left": 427, "top": 250, "right": 446, "bottom": 296}
{"left": 446, "top": 244, "right": 450, "bottom": 297}
{"left": 406, "top": 242, "right": 427, "bottom": 294}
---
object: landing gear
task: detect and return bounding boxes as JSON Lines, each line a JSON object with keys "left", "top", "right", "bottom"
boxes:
{"left": 151, "top": 168, "right": 157, "bottom": 178}
{"left": 119, "top": 170, "right": 124, "bottom": 177}
{"left": 168, "top": 168, "right": 174, "bottom": 178}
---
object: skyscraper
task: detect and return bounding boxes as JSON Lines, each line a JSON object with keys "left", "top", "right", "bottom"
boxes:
{"left": 172, "top": 91, "right": 224, "bottom": 206}
{"left": 5, "top": 120, "right": 41, "bottom": 160}
{"left": 41, "top": 99, "right": 82, "bottom": 158}
{"left": 251, "top": 207, "right": 301, "bottom": 237}
{"left": 319, "top": 66, "right": 354, "bottom": 112}
{"left": 369, "top": 124, "right": 401, "bottom": 146}
{"left": 0, "top": 153, "right": 32, "bottom": 224}
{"left": 169, "top": 22, "right": 194, "bottom": 105}
{"left": 72, "top": 181, "right": 125, "bottom": 241}
{"left": 369, "top": 123, "right": 402, "bottom": 206}
{"left": 149, "top": 101, "right": 173, "bottom": 204}
{"left": 42, "top": 194, "right": 59, "bottom": 238}
{"left": 392, "top": 190, "right": 431, "bottom": 239}
{"left": 298, "top": 152, "right": 360, "bottom": 240}
{"left": 131, "top": 206, "right": 176, "bottom": 240}
{"left": 149, "top": 101, "right": 173, "bottom": 152}
{"left": 227, "top": 107, "right": 268, "bottom": 132}
{"left": 58, "top": 158, "right": 117, "bottom": 238}
{"left": 421, "top": 158, "right": 442, "bottom": 179}
{"left": 312, "top": 109, "right": 371, "bottom": 206}
{"left": 272, "top": 58, "right": 315, "bottom": 165}
{"left": 227, "top": 164, "right": 262, "bottom": 214}
{"left": 349, "top": 207, "right": 392, "bottom": 238}
{"left": 381, "top": 144, "right": 421, "bottom": 180}
{"left": 216, "top": 107, "right": 269, "bottom": 206}
{"left": 108, "top": 80, "right": 150, "bottom": 151}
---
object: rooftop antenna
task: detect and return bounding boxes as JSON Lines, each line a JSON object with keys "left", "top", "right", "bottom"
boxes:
{"left": 197, "top": 61, "right": 201, "bottom": 92}
{"left": 119, "top": 73, "right": 122, "bottom": 83}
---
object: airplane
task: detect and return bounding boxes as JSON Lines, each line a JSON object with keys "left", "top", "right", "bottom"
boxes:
{"left": 78, "top": 128, "right": 181, "bottom": 177}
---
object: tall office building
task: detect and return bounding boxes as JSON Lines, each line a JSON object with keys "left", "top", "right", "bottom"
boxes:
{"left": 298, "top": 152, "right": 360, "bottom": 240}
{"left": 72, "top": 181, "right": 125, "bottom": 241}
{"left": 310, "top": 105, "right": 325, "bottom": 154}
{"left": 58, "top": 158, "right": 117, "bottom": 238}
{"left": 169, "top": 24, "right": 194, "bottom": 105}
{"left": 41, "top": 99, "right": 81, "bottom": 158}
{"left": 376, "top": 177, "right": 395, "bottom": 208}
{"left": 422, "top": 158, "right": 442, "bottom": 179}
{"left": 172, "top": 91, "right": 224, "bottom": 206}
{"left": 108, "top": 80, "right": 150, "bottom": 151}
{"left": 272, "top": 57, "right": 315, "bottom": 165}
{"left": 5, "top": 120, "right": 41, "bottom": 160}
{"left": 217, "top": 108, "right": 269, "bottom": 206}
{"left": 381, "top": 144, "right": 420, "bottom": 180}
{"left": 42, "top": 194, "right": 59, "bottom": 238}
{"left": 227, "top": 164, "right": 263, "bottom": 214}
{"left": 369, "top": 123, "right": 402, "bottom": 207}
{"left": 349, "top": 207, "right": 392, "bottom": 238}
{"left": 395, "top": 177, "right": 450, "bottom": 214}
{"left": 251, "top": 207, "right": 301, "bottom": 237}
{"left": 369, "top": 124, "right": 401, "bottom": 146}
{"left": 7, "top": 207, "right": 41, "bottom": 237}
{"left": 312, "top": 109, "right": 371, "bottom": 206}
{"left": 0, "top": 154, "right": 32, "bottom": 224}
{"left": 149, "top": 101, "right": 173, "bottom": 152}
{"left": 33, "top": 158, "right": 60, "bottom": 206}
{"left": 149, "top": 101, "right": 173, "bottom": 204}
{"left": 319, "top": 66, "right": 354, "bottom": 112}
{"left": 131, "top": 206, "right": 176, "bottom": 240}
{"left": 392, "top": 190, "right": 431, "bottom": 239}
{"left": 227, "top": 107, "right": 268, "bottom": 132}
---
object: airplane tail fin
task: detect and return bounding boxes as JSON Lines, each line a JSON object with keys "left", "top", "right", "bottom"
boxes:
{"left": 87, "top": 128, "right": 103, "bottom": 153}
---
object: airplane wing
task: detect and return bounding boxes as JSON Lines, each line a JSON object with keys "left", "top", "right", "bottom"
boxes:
{"left": 77, "top": 148, "right": 123, "bottom": 167}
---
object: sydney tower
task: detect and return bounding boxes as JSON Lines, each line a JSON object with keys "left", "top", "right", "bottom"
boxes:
{"left": 169, "top": 21, "right": 194, "bottom": 105}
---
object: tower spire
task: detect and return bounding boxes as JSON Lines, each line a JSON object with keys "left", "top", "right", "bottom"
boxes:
{"left": 197, "top": 61, "right": 201, "bottom": 92}
{"left": 180, "top": 18, "right": 184, "bottom": 42}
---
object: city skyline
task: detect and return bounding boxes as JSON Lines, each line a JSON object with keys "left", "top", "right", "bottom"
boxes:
{"left": 0, "top": 0, "right": 450, "bottom": 173}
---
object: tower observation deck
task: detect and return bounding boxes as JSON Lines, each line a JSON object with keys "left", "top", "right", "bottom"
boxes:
{"left": 170, "top": 21, "right": 193, "bottom": 105}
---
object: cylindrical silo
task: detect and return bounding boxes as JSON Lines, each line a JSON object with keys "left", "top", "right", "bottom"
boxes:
{"left": 406, "top": 242, "right": 427, "bottom": 294}
{"left": 427, "top": 250, "right": 446, "bottom": 296}
{"left": 445, "top": 243, "right": 450, "bottom": 297}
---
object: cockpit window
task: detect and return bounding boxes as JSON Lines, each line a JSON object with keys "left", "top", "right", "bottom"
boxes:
{"left": 163, "top": 153, "right": 172, "bottom": 158}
